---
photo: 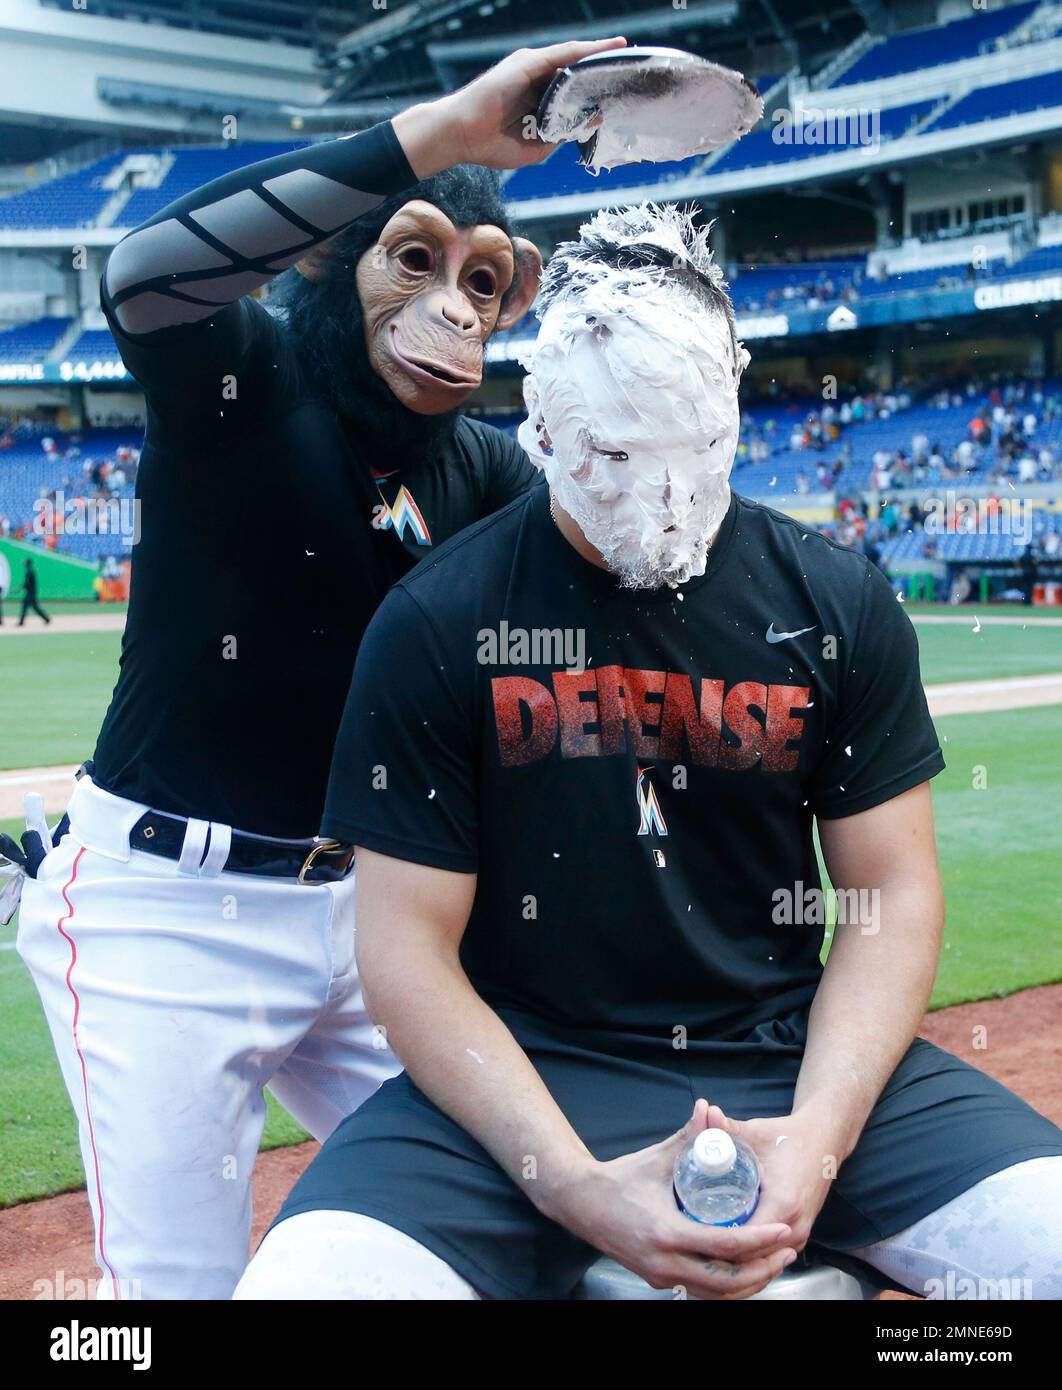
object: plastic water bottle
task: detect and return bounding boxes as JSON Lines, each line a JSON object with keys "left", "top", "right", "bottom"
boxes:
{"left": 674, "top": 1128, "right": 761, "bottom": 1226}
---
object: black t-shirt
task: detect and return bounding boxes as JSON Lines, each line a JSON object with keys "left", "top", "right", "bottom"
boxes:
{"left": 325, "top": 486, "right": 945, "bottom": 1042}
{"left": 92, "top": 296, "right": 535, "bottom": 836}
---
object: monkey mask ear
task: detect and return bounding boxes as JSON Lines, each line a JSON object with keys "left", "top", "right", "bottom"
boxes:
{"left": 496, "top": 237, "right": 543, "bottom": 332}
{"left": 295, "top": 246, "right": 330, "bottom": 283}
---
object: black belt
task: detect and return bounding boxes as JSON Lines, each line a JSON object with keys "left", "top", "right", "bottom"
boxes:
{"left": 129, "top": 810, "right": 355, "bottom": 883}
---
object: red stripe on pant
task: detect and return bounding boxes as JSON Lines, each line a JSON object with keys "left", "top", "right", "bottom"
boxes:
{"left": 55, "top": 846, "right": 121, "bottom": 1300}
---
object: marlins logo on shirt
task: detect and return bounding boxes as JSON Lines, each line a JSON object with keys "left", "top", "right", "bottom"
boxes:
{"left": 371, "top": 470, "right": 431, "bottom": 545}
{"left": 636, "top": 765, "right": 668, "bottom": 837}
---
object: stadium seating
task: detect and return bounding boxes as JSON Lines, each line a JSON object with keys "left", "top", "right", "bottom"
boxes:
{"left": 0, "top": 154, "right": 127, "bottom": 229}
{"left": 1009, "top": 242, "right": 1062, "bottom": 274}
{"left": 710, "top": 100, "right": 938, "bottom": 173}
{"left": 0, "top": 317, "right": 71, "bottom": 363}
{"left": 925, "top": 69, "right": 1062, "bottom": 132}
{"left": 0, "top": 428, "right": 141, "bottom": 561}
{"left": 727, "top": 259, "right": 863, "bottom": 311}
{"left": 504, "top": 141, "right": 702, "bottom": 201}
{"left": 828, "top": 1, "right": 1039, "bottom": 86}
{"left": 64, "top": 329, "right": 122, "bottom": 364}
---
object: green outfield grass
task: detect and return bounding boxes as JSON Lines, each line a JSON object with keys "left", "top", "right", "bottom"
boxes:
{"left": 911, "top": 617, "right": 1062, "bottom": 685}
{"left": 44, "top": 601, "right": 128, "bottom": 617}
{"left": 0, "top": 809, "right": 308, "bottom": 1205}
{"left": 0, "top": 617, "right": 1060, "bottom": 1204}
{"left": 0, "top": 632, "right": 121, "bottom": 769}
{"left": 818, "top": 704, "right": 1062, "bottom": 1006}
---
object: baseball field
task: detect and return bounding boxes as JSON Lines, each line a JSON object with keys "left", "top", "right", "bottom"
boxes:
{"left": 1, "top": 602, "right": 1060, "bottom": 1296}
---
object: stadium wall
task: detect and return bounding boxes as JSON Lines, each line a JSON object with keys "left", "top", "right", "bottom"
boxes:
{"left": 0, "top": 537, "right": 96, "bottom": 600}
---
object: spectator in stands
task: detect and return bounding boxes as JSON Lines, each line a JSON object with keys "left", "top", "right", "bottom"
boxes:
{"left": 850, "top": 396, "right": 865, "bottom": 423}
{"left": 968, "top": 412, "right": 990, "bottom": 444}
{"left": 948, "top": 570, "right": 972, "bottom": 606}
{"left": 1018, "top": 543, "right": 1038, "bottom": 604}
{"left": 1044, "top": 530, "right": 1061, "bottom": 561}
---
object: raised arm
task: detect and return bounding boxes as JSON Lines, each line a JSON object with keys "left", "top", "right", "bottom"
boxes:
{"left": 103, "top": 123, "right": 417, "bottom": 337}
{"left": 104, "top": 38, "right": 628, "bottom": 338}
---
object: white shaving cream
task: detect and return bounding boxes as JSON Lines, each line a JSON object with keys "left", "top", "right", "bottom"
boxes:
{"left": 518, "top": 207, "right": 749, "bottom": 589}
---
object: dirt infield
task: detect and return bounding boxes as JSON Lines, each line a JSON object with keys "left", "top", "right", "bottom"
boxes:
{"left": 0, "top": 765, "right": 79, "bottom": 820}
{"left": 0, "top": 982, "right": 1057, "bottom": 1301}
{"left": 924, "top": 673, "right": 1062, "bottom": 716}
{"left": 0, "top": 613, "right": 126, "bottom": 637}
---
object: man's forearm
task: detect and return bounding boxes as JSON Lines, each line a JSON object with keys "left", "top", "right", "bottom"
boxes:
{"left": 793, "top": 876, "right": 943, "bottom": 1161}
{"left": 363, "top": 944, "right": 593, "bottom": 1217}
{"left": 104, "top": 120, "right": 418, "bottom": 336}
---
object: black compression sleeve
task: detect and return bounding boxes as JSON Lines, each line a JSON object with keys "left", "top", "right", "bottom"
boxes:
{"left": 104, "top": 121, "right": 417, "bottom": 337}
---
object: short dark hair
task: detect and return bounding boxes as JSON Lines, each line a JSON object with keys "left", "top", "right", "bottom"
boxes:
{"left": 538, "top": 202, "right": 737, "bottom": 337}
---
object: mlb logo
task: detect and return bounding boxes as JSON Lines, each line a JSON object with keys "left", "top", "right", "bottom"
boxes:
{"left": 653, "top": 849, "right": 667, "bottom": 869}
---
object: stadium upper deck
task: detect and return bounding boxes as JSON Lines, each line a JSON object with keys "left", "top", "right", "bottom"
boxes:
{"left": 0, "top": 2, "right": 1061, "bottom": 379}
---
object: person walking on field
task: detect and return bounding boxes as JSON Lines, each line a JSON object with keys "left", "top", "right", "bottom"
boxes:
{"left": 14, "top": 558, "right": 51, "bottom": 626}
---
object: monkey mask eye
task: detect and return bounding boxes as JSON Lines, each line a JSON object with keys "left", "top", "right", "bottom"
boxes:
{"left": 397, "top": 245, "right": 433, "bottom": 274}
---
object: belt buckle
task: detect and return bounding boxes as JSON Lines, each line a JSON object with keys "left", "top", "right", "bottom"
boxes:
{"left": 298, "top": 838, "right": 353, "bottom": 885}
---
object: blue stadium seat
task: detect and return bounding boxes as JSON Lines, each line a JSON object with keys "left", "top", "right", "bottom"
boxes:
{"left": 925, "top": 70, "right": 1062, "bottom": 132}
{"left": 0, "top": 317, "right": 71, "bottom": 363}
{"left": 829, "top": 1, "right": 1038, "bottom": 86}
{"left": 0, "top": 155, "right": 127, "bottom": 229}
{"left": 711, "top": 100, "right": 937, "bottom": 173}
{"left": 504, "top": 141, "right": 702, "bottom": 201}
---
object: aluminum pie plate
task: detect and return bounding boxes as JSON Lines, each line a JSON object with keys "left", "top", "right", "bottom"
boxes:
{"left": 537, "top": 46, "right": 763, "bottom": 174}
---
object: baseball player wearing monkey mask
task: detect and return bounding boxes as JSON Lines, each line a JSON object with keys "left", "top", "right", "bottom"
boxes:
{"left": 12, "top": 38, "right": 627, "bottom": 1301}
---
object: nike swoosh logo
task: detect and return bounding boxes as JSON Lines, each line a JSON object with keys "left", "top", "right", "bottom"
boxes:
{"left": 766, "top": 623, "right": 817, "bottom": 644}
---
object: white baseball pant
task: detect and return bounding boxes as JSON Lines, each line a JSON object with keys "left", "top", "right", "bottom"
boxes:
{"left": 16, "top": 776, "right": 399, "bottom": 1300}
{"left": 234, "top": 1156, "right": 1062, "bottom": 1300}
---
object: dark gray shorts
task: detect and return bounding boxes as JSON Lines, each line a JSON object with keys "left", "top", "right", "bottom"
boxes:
{"left": 274, "top": 1007, "right": 1062, "bottom": 1299}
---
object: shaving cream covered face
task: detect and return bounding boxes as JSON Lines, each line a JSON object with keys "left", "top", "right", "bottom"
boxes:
{"left": 519, "top": 270, "right": 745, "bottom": 589}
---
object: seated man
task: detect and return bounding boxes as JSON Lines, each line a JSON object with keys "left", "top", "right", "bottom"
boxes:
{"left": 237, "top": 207, "right": 1062, "bottom": 1301}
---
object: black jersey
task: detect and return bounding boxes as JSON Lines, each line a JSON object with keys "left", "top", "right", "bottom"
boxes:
{"left": 325, "top": 486, "right": 945, "bottom": 1040}
{"left": 91, "top": 122, "right": 536, "bottom": 835}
